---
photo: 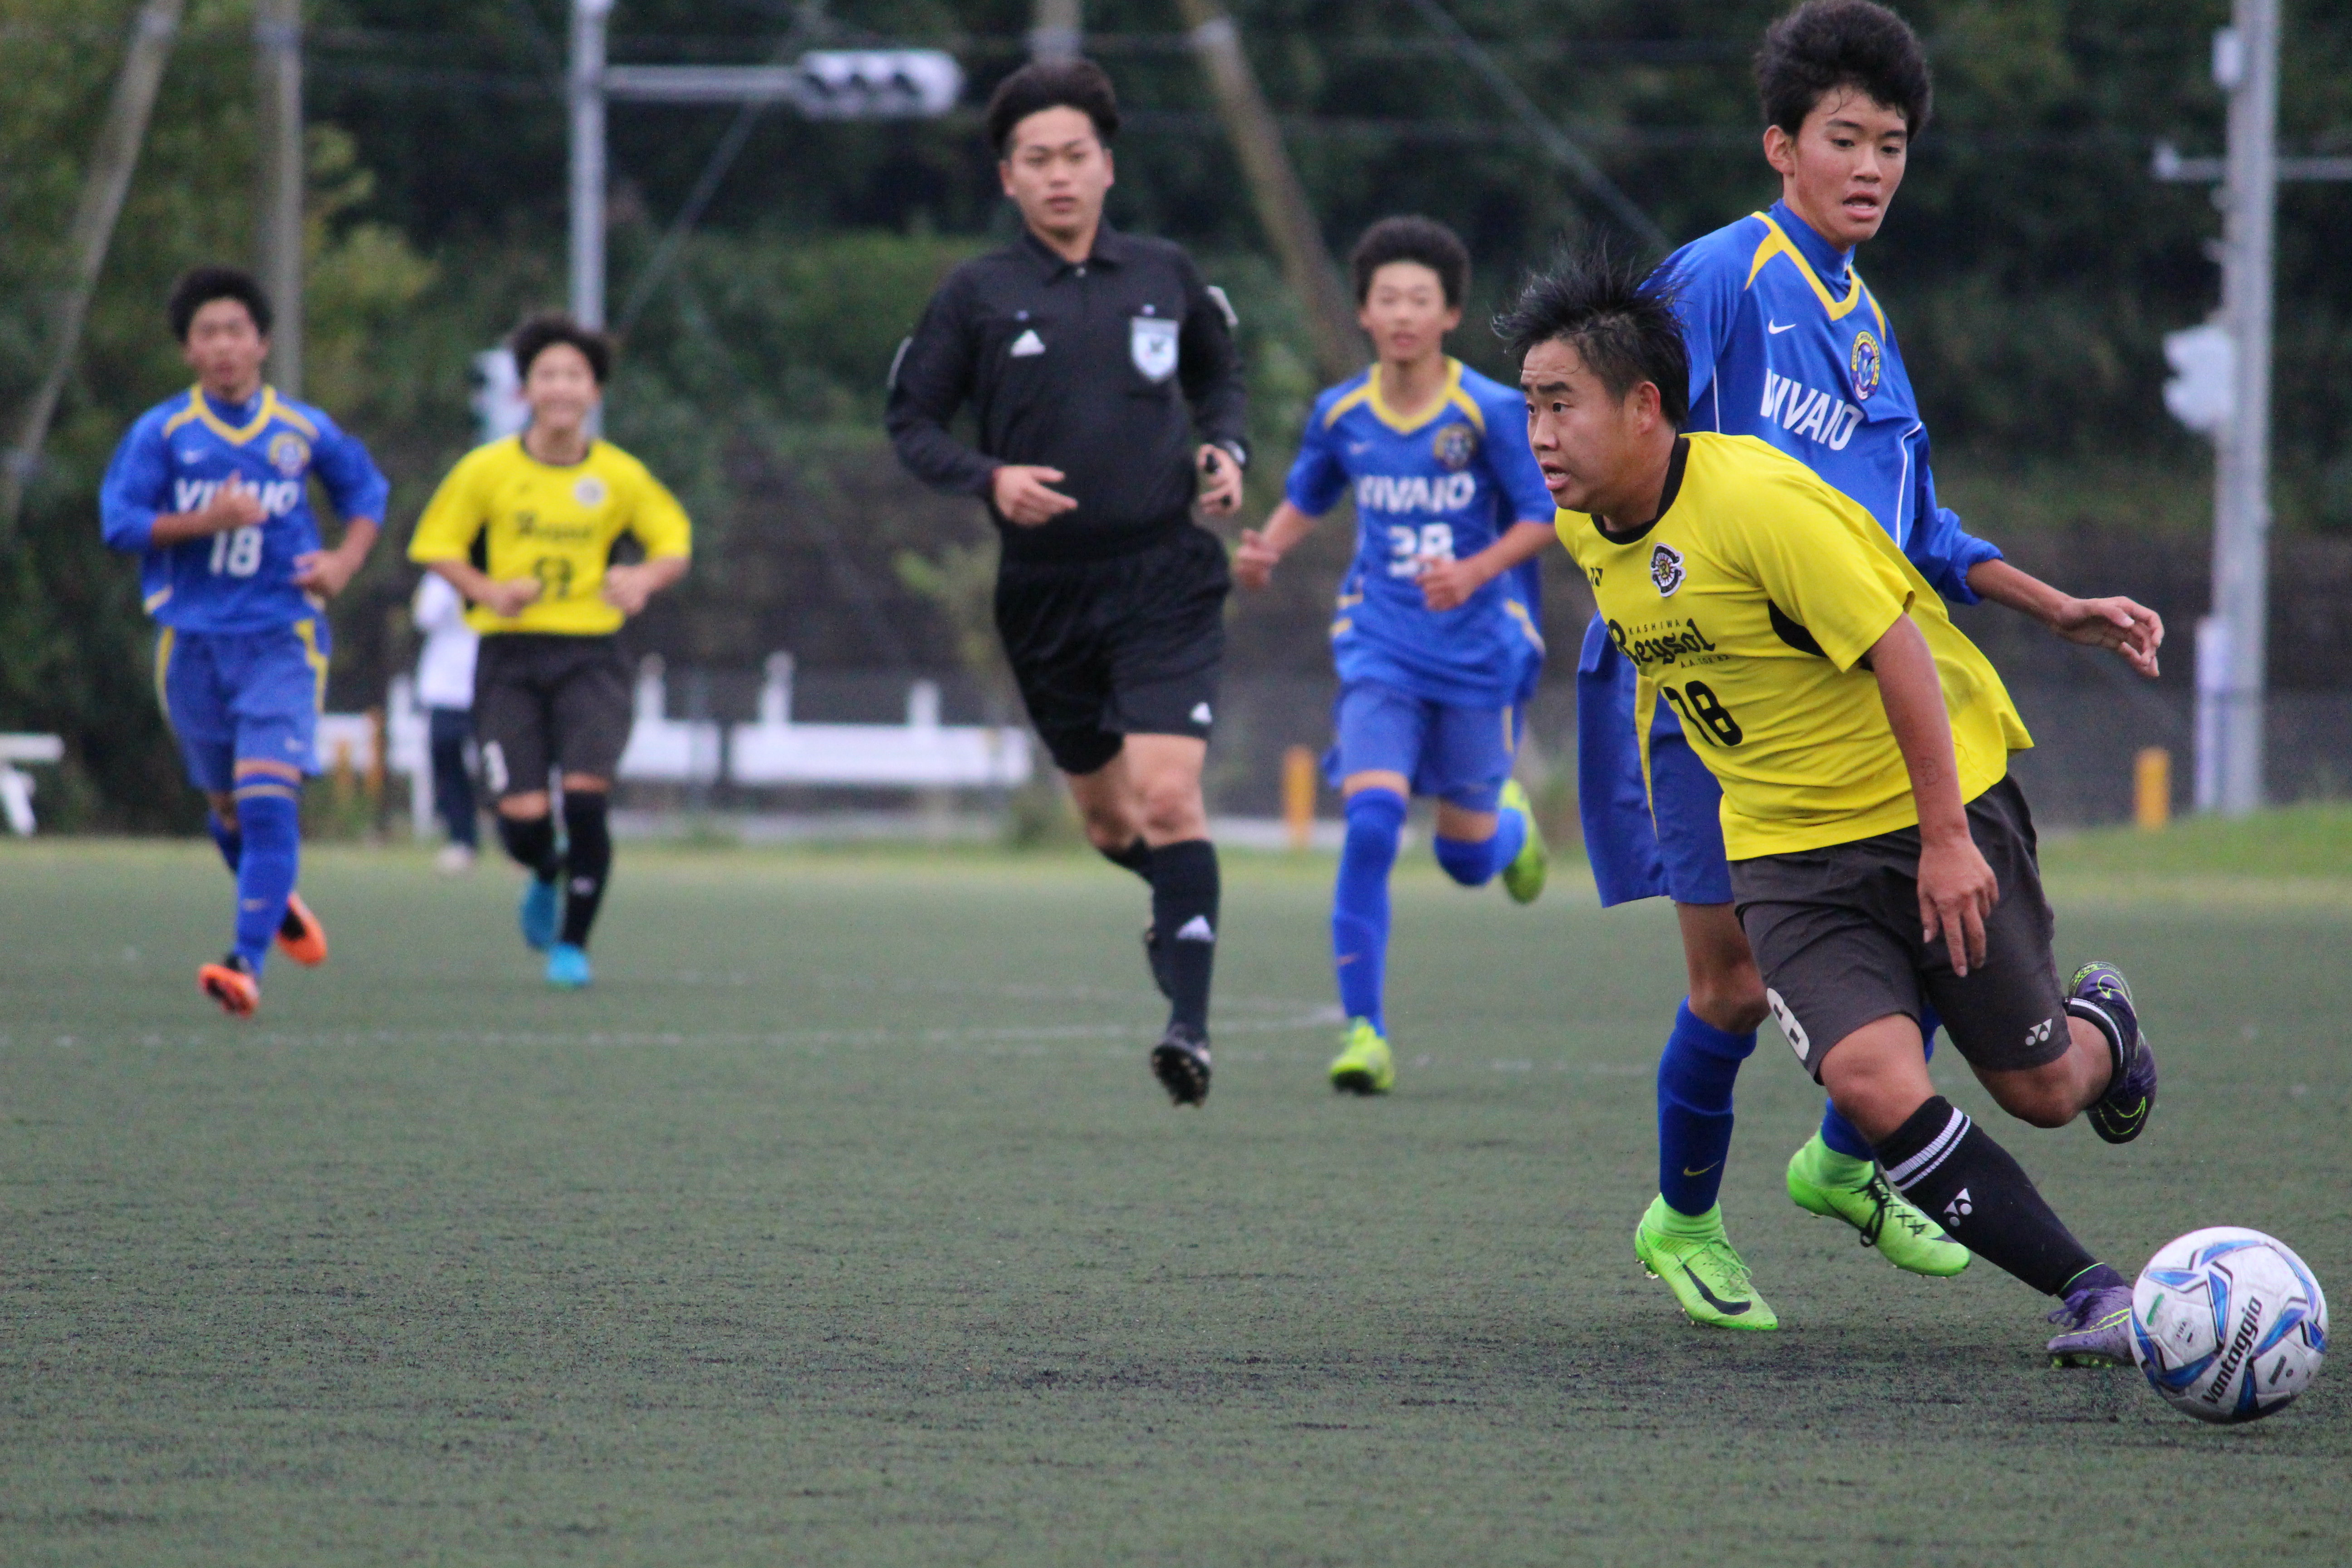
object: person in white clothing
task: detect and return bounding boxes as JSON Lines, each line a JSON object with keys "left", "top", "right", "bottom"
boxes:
{"left": 412, "top": 572, "right": 481, "bottom": 872}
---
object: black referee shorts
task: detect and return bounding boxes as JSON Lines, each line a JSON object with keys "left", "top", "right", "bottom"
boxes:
{"left": 1730, "top": 776, "right": 2072, "bottom": 1083}
{"left": 993, "top": 525, "right": 1229, "bottom": 777}
{"left": 473, "top": 633, "right": 633, "bottom": 798}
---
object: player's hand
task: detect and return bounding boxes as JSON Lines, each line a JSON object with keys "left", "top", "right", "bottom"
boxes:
{"left": 1916, "top": 833, "right": 1999, "bottom": 976}
{"left": 2047, "top": 595, "right": 2164, "bottom": 678}
{"left": 1233, "top": 528, "right": 1281, "bottom": 592}
{"left": 477, "top": 577, "right": 542, "bottom": 619}
{"left": 201, "top": 484, "right": 268, "bottom": 534}
{"left": 602, "top": 563, "right": 657, "bottom": 617}
{"left": 1417, "top": 555, "right": 1492, "bottom": 612}
{"left": 990, "top": 465, "right": 1079, "bottom": 527}
{"left": 290, "top": 546, "right": 362, "bottom": 599}
{"left": 1196, "top": 445, "right": 1243, "bottom": 516}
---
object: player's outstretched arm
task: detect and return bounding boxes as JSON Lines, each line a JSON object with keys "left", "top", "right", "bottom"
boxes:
{"left": 1872, "top": 612, "right": 1999, "bottom": 974}
{"left": 1232, "top": 500, "right": 1322, "bottom": 592}
{"left": 1419, "top": 519, "right": 1555, "bottom": 612}
{"left": 291, "top": 517, "right": 380, "bottom": 599}
{"left": 1964, "top": 558, "right": 2162, "bottom": 678}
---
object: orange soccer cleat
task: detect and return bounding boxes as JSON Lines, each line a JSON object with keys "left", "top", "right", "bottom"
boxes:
{"left": 276, "top": 892, "right": 328, "bottom": 967}
{"left": 198, "top": 956, "right": 260, "bottom": 1018}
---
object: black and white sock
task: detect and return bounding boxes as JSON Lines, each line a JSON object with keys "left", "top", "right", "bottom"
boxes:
{"left": 1872, "top": 1096, "right": 2106, "bottom": 1298}
{"left": 1149, "top": 838, "right": 1219, "bottom": 1038}
{"left": 559, "top": 791, "right": 613, "bottom": 949}
{"left": 497, "top": 812, "right": 561, "bottom": 882}
{"left": 1099, "top": 836, "right": 1154, "bottom": 884}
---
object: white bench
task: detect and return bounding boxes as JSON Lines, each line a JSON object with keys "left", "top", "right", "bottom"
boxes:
{"left": 0, "top": 733, "right": 63, "bottom": 836}
{"left": 728, "top": 654, "right": 1030, "bottom": 789}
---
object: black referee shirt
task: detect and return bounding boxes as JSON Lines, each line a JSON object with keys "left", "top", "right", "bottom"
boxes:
{"left": 886, "top": 225, "right": 1249, "bottom": 564}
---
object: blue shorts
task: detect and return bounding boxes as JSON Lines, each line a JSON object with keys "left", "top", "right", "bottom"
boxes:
{"left": 1326, "top": 679, "right": 1519, "bottom": 811}
{"left": 1576, "top": 616, "right": 1734, "bottom": 907}
{"left": 155, "top": 620, "right": 328, "bottom": 793}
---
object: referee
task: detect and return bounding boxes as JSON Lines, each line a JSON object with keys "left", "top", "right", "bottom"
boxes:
{"left": 887, "top": 59, "right": 1249, "bottom": 1107}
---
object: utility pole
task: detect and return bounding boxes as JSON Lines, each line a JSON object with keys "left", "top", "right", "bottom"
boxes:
{"left": 255, "top": 0, "right": 304, "bottom": 395}
{"left": 1030, "top": 0, "right": 1081, "bottom": 62}
{"left": 0, "top": 0, "right": 184, "bottom": 533}
{"left": 1171, "top": 0, "right": 1359, "bottom": 383}
{"left": 569, "top": 0, "right": 613, "bottom": 329}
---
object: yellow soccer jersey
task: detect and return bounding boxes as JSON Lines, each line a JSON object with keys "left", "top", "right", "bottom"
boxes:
{"left": 408, "top": 436, "right": 691, "bottom": 636}
{"left": 1555, "top": 432, "right": 2031, "bottom": 858}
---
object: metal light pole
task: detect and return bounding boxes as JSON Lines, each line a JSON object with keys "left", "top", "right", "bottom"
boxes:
{"left": 569, "top": 0, "right": 612, "bottom": 329}
{"left": 1030, "top": 0, "right": 1081, "bottom": 62}
{"left": 2204, "top": 0, "right": 2278, "bottom": 816}
{"left": 254, "top": 0, "right": 304, "bottom": 395}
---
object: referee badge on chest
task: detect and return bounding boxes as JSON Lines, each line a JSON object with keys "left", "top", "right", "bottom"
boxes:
{"left": 1130, "top": 315, "right": 1179, "bottom": 382}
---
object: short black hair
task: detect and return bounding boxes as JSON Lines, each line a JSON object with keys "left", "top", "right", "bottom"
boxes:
{"left": 168, "top": 265, "right": 272, "bottom": 342}
{"left": 509, "top": 312, "right": 612, "bottom": 384}
{"left": 1350, "top": 216, "right": 1471, "bottom": 308}
{"left": 1495, "top": 250, "right": 1689, "bottom": 429}
{"left": 986, "top": 58, "right": 1120, "bottom": 157}
{"left": 1756, "top": 0, "right": 1932, "bottom": 137}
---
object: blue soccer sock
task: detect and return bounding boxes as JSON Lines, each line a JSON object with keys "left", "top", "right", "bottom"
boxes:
{"left": 230, "top": 782, "right": 301, "bottom": 971}
{"left": 1657, "top": 999, "right": 1759, "bottom": 1217}
{"left": 1432, "top": 797, "right": 1527, "bottom": 888}
{"left": 207, "top": 811, "right": 243, "bottom": 874}
{"left": 1331, "top": 789, "right": 1405, "bottom": 1031}
{"left": 1817, "top": 1014, "right": 1940, "bottom": 1159}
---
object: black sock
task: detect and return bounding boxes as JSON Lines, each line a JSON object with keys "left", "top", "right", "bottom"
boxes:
{"left": 1099, "top": 836, "right": 1154, "bottom": 883}
{"left": 1149, "top": 838, "right": 1219, "bottom": 1037}
{"left": 559, "top": 792, "right": 613, "bottom": 948}
{"left": 497, "top": 812, "right": 561, "bottom": 882}
{"left": 1872, "top": 1096, "right": 2103, "bottom": 1298}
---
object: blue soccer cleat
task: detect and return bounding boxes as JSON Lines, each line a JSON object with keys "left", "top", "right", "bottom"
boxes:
{"left": 519, "top": 877, "right": 559, "bottom": 951}
{"left": 2068, "top": 961, "right": 2155, "bottom": 1144}
{"left": 545, "top": 942, "right": 593, "bottom": 989}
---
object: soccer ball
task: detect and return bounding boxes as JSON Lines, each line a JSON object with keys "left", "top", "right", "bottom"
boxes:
{"left": 2132, "top": 1227, "right": 2328, "bottom": 1424}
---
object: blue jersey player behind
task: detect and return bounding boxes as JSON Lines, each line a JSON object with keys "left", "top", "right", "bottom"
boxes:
{"left": 101, "top": 267, "right": 390, "bottom": 1019}
{"left": 1236, "top": 217, "right": 1557, "bottom": 1095}
{"left": 1580, "top": 2, "right": 2165, "bottom": 1335}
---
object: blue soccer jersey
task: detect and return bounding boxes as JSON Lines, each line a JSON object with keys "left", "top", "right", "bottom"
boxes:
{"left": 100, "top": 384, "right": 390, "bottom": 635}
{"left": 1284, "top": 358, "right": 1556, "bottom": 707}
{"left": 1658, "top": 200, "right": 2000, "bottom": 600}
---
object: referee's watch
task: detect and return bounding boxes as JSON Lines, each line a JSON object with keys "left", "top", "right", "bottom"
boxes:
{"left": 1210, "top": 440, "right": 1249, "bottom": 471}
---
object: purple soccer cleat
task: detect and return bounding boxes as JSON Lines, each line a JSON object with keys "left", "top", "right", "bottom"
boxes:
{"left": 2069, "top": 961, "right": 2155, "bottom": 1145}
{"left": 2046, "top": 1279, "right": 2136, "bottom": 1367}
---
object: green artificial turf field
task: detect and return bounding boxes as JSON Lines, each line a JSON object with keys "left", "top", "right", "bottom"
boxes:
{"left": 1, "top": 826, "right": 2347, "bottom": 1565}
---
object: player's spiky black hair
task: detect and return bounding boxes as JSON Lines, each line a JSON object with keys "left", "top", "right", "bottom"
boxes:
{"left": 509, "top": 312, "right": 612, "bottom": 385}
{"left": 1494, "top": 248, "right": 1688, "bottom": 429}
{"left": 1350, "top": 216, "right": 1471, "bottom": 308}
{"left": 168, "top": 265, "right": 272, "bottom": 342}
{"left": 985, "top": 58, "right": 1120, "bottom": 157}
{"left": 1756, "top": 0, "right": 1933, "bottom": 137}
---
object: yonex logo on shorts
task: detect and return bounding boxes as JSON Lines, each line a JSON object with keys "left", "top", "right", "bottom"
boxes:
{"left": 1765, "top": 987, "right": 1809, "bottom": 1062}
{"left": 2024, "top": 1018, "right": 2053, "bottom": 1046}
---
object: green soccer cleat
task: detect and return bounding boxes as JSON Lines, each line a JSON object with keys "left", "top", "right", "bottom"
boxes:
{"left": 1786, "top": 1134, "right": 1970, "bottom": 1277}
{"left": 1633, "top": 1196, "right": 1779, "bottom": 1331}
{"left": 1498, "top": 779, "right": 1548, "bottom": 905}
{"left": 1327, "top": 1018, "right": 1395, "bottom": 1095}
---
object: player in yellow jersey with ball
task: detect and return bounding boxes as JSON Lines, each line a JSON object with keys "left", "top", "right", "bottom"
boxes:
{"left": 1507, "top": 253, "right": 2156, "bottom": 1364}
{"left": 409, "top": 314, "right": 692, "bottom": 989}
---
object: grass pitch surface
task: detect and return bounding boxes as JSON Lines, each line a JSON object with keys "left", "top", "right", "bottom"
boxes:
{"left": 2, "top": 826, "right": 2348, "bottom": 1565}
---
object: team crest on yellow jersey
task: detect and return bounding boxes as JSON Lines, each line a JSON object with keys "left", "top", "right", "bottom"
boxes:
{"left": 1650, "top": 541, "right": 1686, "bottom": 598}
{"left": 267, "top": 431, "right": 310, "bottom": 477}
{"left": 1431, "top": 422, "right": 1479, "bottom": 472}
{"left": 1849, "top": 330, "right": 1882, "bottom": 403}
{"left": 572, "top": 475, "right": 608, "bottom": 507}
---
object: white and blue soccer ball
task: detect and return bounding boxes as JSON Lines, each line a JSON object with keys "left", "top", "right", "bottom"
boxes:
{"left": 2132, "top": 1226, "right": 2327, "bottom": 1424}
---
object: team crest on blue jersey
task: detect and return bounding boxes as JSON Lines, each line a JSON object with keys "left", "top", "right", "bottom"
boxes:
{"left": 1650, "top": 542, "right": 1686, "bottom": 598}
{"left": 1849, "top": 330, "right": 1882, "bottom": 403}
{"left": 1431, "top": 422, "right": 1479, "bottom": 472}
{"left": 267, "top": 431, "right": 310, "bottom": 477}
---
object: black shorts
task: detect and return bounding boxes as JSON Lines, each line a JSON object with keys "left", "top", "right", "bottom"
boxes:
{"left": 1730, "top": 776, "right": 2070, "bottom": 1083}
{"left": 993, "top": 525, "right": 1229, "bottom": 777}
{"left": 472, "top": 633, "right": 632, "bottom": 797}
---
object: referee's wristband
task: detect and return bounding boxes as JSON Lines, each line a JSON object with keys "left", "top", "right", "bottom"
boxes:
{"left": 1210, "top": 440, "right": 1248, "bottom": 471}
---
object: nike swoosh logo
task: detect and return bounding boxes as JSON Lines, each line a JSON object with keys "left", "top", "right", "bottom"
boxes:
{"left": 1682, "top": 1265, "right": 1751, "bottom": 1315}
{"left": 1682, "top": 1162, "right": 1720, "bottom": 1177}
{"left": 1767, "top": 319, "right": 1797, "bottom": 334}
